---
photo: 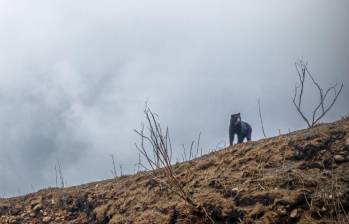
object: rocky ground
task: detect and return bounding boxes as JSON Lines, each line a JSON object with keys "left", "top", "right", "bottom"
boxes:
{"left": 1, "top": 117, "right": 349, "bottom": 224}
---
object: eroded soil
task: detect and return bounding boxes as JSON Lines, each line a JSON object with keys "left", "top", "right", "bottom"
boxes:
{"left": 1, "top": 118, "right": 349, "bottom": 223}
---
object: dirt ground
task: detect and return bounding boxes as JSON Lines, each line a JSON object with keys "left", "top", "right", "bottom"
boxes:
{"left": 1, "top": 117, "right": 349, "bottom": 224}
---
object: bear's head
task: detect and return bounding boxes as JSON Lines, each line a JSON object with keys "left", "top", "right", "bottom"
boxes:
{"left": 231, "top": 113, "right": 241, "bottom": 125}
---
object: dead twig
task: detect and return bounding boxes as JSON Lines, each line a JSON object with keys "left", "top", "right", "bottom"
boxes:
{"left": 258, "top": 97, "right": 267, "bottom": 138}
{"left": 54, "top": 160, "right": 64, "bottom": 188}
{"left": 110, "top": 154, "right": 117, "bottom": 179}
{"left": 134, "top": 106, "right": 196, "bottom": 207}
{"left": 292, "top": 59, "right": 343, "bottom": 128}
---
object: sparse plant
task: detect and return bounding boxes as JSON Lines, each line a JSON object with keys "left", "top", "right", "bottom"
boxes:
{"left": 296, "top": 170, "right": 349, "bottom": 224}
{"left": 110, "top": 154, "right": 118, "bottom": 179}
{"left": 341, "top": 114, "right": 349, "bottom": 120}
{"left": 181, "top": 133, "right": 202, "bottom": 162}
{"left": 135, "top": 153, "right": 141, "bottom": 173}
{"left": 119, "top": 164, "right": 123, "bottom": 177}
{"left": 54, "top": 160, "right": 64, "bottom": 188}
{"left": 134, "top": 106, "right": 216, "bottom": 223}
{"left": 54, "top": 159, "right": 67, "bottom": 209}
{"left": 292, "top": 59, "right": 343, "bottom": 128}
{"left": 258, "top": 97, "right": 267, "bottom": 138}
{"left": 215, "top": 139, "right": 226, "bottom": 149}
{"left": 134, "top": 106, "right": 196, "bottom": 207}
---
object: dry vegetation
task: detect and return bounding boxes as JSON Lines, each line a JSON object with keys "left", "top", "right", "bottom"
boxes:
{"left": 1, "top": 117, "right": 349, "bottom": 224}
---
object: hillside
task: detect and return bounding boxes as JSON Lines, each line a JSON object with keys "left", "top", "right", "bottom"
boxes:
{"left": 1, "top": 117, "right": 349, "bottom": 224}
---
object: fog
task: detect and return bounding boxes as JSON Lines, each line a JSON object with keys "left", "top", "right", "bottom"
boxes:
{"left": 0, "top": 0, "right": 348, "bottom": 197}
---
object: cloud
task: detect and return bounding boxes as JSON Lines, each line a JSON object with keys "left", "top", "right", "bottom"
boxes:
{"left": 0, "top": 0, "right": 348, "bottom": 197}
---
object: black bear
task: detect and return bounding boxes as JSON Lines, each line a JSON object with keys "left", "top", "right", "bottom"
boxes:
{"left": 229, "top": 113, "right": 252, "bottom": 146}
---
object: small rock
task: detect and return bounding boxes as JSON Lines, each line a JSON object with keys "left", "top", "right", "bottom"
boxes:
{"left": 87, "top": 197, "right": 93, "bottom": 203}
{"left": 42, "top": 216, "right": 51, "bottom": 223}
{"left": 290, "top": 209, "right": 298, "bottom": 219}
{"left": 32, "top": 203, "right": 43, "bottom": 212}
{"left": 94, "top": 204, "right": 109, "bottom": 222}
{"left": 334, "top": 155, "right": 345, "bottom": 163}
{"left": 30, "top": 197, "right": 42, "bottom": 207}
{"left": 14, "top": 204, "right": 23, "bottom": 210}
{"left": 10, "top": 218, "right": 18, "bottom": 224}
{"left": 339, "top": 150, "right": 349, "bottom": 156}
{"left": 345, "top": 138, "right": 349, "bottom": 150}
{"left": 277, "top": 206, "right": 287, "bottom": 215}
{"left": 231, "top": 187, "right": 239, "bottom": 192}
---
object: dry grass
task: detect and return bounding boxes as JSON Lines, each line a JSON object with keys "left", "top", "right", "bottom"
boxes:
{"left": 0, "top": 118, "right": 348, "bottom": 223}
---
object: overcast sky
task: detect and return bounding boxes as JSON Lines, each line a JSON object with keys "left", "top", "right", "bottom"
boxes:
{"left": 0, "top": 0, "right": 348, "bottom": 197}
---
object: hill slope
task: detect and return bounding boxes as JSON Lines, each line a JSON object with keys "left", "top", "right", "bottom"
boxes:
{"left": 1, "top": 118, "right": 349, "bottom": 224}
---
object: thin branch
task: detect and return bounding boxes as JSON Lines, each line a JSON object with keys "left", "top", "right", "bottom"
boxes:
{"left": 55, "top": 160, "right": 64, "bottom": 188}
{"left": 119, "top": 164, "right": 123, "bottom": 177}
{"left": 134, "top": 106, "right": 196, "bottom": 207}
{"left": 110, "top": 154, "right": 117, "bottom": 179}
{"left": 292, "top": 94, "right": 312, "bottom": 128}
{"left": 258, "top": 97, "right": 267, "bottom": 138}
{"left": 54, "top": 165, "right": 58, "bottom": 187}
{"left": 195, "top": 132, "right": 201, "bottom": 158}
{"left": 292, "top": 59, "right": 343, "bottom": 127}
{"left": 313, "top": 83, "right": 343, "bottom": 124}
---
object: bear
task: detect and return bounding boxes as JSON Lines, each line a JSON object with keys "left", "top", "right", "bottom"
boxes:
{"left": 229, "top": 113, "right": 252, "bottom": 146}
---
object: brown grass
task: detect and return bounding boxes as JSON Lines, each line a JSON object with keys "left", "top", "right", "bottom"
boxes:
{"left": 0, "top": 118, "right": 349, "bottom": 223}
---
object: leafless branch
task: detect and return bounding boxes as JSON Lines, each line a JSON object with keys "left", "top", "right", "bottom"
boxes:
{"left": 110, "top": 154, "right": 117, "bottom": 179}
{"left": 134, "top": 106, "right": 196, "bottom": 207}
{"left": 119, "top": 164, "right": 123, "bottom": 176}
{"left": 54, "top": 164, "right": 58, "bottom": 187}
{"left": 55, "top": 160, "right": 64, "bottom": 188}
{"left": 258, "top": 97, "right": 267, "bottom": 138}
{"left": 195, "top": 132, "right": 201, "bottom": 158}
{"left": 215, "top": 140, "right": 226, "bottom": 149}
{"left": 189, "top": 140, "right": 195, "bottom": 161}
{"left": 292, "top": 59, "right": 344, "bottom": 127}
{"left": 181, "top": 144, "right": 187, "bottom": 162}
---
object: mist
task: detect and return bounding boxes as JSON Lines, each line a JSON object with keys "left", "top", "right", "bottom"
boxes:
{"left": 0, "top": 0, "right": 348, "bottom": 197}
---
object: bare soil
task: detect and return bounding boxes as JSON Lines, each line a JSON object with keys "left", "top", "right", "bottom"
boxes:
{"left": 1, "top": 118, "right": 349, "bottom": 224}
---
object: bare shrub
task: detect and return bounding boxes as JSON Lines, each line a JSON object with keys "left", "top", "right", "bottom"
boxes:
{"left": 54, "top": 159, "right": 67, "bottom": 209}
{"left": 110, "top": 154, "right": 117, "bottom": 179}
{"left": 54, "top": 160, "right": 64, "bottom": 188}
{"left": 134, "top": 106, "right": 196, "bottom": 207}
{"left": 292, "top": 59, "right": 343, "bottom": 128}
{"left": 181, "top": 132, "right": 202, "bottom": 162}
{"left": 119, "top": 164, "right": 123, "bottom": 177}
{"left": 134, "top": 106, "right": 218, "bottom": 223}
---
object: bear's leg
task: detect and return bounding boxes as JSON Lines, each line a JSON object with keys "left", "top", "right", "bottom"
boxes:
{"left": 229, "top": 133, "right": 235, "bottom": 146}
{"left": 247, "top": 127, "right": 252, "bottom": 141}
{"left": 237, "top": 135, "right": 244, "bottom": 143}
